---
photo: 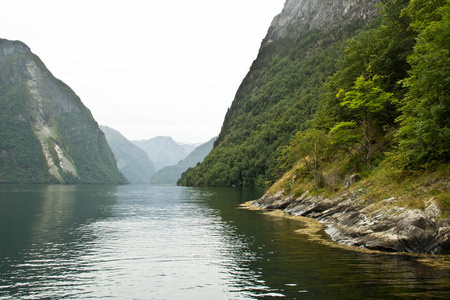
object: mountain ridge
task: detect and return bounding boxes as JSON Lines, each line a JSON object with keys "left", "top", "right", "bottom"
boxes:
{"left": 265, "top": 0, "right": 379, "bottom": 43}
{"left": 209, "top": 0, "right": 450, "bottom": 255}
{"left": 0, "top": 38, "right": 127, "bottom": 184}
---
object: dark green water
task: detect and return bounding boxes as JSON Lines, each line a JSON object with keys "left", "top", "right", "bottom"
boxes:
{"left": 0, "top": 185, "right": 449, "bottom": 299}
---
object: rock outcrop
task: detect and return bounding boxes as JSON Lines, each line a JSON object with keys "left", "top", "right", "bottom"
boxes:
{"left": 252, "top": 190, "right": 450, "bottom": 254}
{"left": 264, "top": 0, "right": 379, "bottom": 44}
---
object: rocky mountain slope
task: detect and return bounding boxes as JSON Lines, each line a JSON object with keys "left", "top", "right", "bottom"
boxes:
{"left": 100, "top": 126, "right": 157, "bottom": 184}
{"left": 264, "top": 0, "right": 378, "bottom": 42}
{"left": 179, "top": 0, "right": 380, "bottom": 187}
{"left": 0, "top": 38, "right": 127, "bottom": 184}
{"left": 151, "top": 137, "right": 215, "bottom": 185}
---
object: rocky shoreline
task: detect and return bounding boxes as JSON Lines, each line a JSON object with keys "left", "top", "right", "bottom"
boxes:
{"left": 251, "top": 189, "right": 450, "bottom": 254}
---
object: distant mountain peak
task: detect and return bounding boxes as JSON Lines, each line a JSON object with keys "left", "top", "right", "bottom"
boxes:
{"left": 132, "top": 136, "right": 195, "bottom": 171}
{"left": 100, "top": 125, "right": 157, "bottom": 184}
{"left": 152, "top": 137, "right": 216, "bottom": 185}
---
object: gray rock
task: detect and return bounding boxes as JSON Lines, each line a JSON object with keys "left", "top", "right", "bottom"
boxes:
{"left": 264, "top": 0, "right": 379, "bottom": 44}
{"left": 344, "top": 173, "right": 361, "bottom": 188}
{"left": 252, "top": 191, "right": 450, "bottom": 254}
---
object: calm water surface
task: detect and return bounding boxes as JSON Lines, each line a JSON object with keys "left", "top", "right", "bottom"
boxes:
{"left": 0, "top": 185, "right": 449, "bottom": 299}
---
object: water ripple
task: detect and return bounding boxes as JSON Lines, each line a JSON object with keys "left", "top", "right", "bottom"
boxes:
{"left": 1, "top": 185, "right": 449, "bottom": 299}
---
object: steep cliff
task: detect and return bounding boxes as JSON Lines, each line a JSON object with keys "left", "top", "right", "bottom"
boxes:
{"left": 0, "top": 38, "right": 127, "bottom": 184}
{"left": 180, "top": 0, "right": 380, "bottom": 187}
{"left": 265, "top": 0, "right": 378, "bottom": 42}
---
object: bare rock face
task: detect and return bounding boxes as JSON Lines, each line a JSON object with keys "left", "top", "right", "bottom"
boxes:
{"left": 264, "top": 0, "right": 379, "bottom": 45}
{"left": 0, "top": 39, "right": 29, "bottom": 60}
{"left": 252, "top": 191, "right": 450, "bottom": 254}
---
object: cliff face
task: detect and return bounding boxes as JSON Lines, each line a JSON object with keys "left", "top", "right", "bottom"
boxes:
{"left": 221, "top": 0, "right": 380, "bottom": 138}
{"left": 265, "top": 0, "right": 378, "bottom": 43}
{"left": 179, "top": 0, "right": 380, "bottom": 187}
{"left": 0, "top": 39, "right": 127, "bottom": 184}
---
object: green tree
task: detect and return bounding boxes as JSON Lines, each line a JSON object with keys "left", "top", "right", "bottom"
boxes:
{"left": 278, "top": 128, "right": 330, "bottom": 172}
{"left": 331, "top": 75, "right": 397, "bottom": 169}
{"left": 395, "top": 0, "right": 450, "bottom": 168}
{"left": 320, "top": 0, "right": 414, "bottom": 133}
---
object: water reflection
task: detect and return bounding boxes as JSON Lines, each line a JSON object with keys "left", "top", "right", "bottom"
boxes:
{"left": 183, "top": 187, "right": 286, "bottom": 298}
{"left": 197, "top": 187, "right": 450, "bottom": 299}
{"left": 0, "top": 185, "right": 118, "bottom": 298}
{"left": 0, "top": 185, "right": 449, "bottom": 299}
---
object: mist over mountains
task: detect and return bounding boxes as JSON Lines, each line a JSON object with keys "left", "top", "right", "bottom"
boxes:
{"left": 100, "top": 125, "right": 157, "bottom": 184}
{"left": 132, "top": 136, "right": 200, "bottom": 171}
{"left": 100, "top": 126, "right": 214, "bottom": 184}
{"left": 151, "top": 137, "right": 216, "bottom": 185}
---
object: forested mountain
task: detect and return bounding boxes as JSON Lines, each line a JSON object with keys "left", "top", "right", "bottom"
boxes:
{"left": 100, "top": 126, "right": 157, "bottom": 184}
{"left": 151, "top": 137, "right": 216, "bottom": 185}
{"left": 179, "top": 0, "right": 449, "bottom": 192}
{"left": 0, "top": 39, "right": 127, "bottom": 184}
{"left": 133, "top": 136, "right": 197, "bottom": 171}
{"left": 179, "top": 0, "right": 380, "bottom": 186}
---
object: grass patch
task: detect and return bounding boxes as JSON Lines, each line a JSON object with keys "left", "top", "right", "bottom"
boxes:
{"left": 267, "top": 154, "right": 449, "bottom": 214}
{"left": 436, "top": 191, "right": 450, "bottom": 211}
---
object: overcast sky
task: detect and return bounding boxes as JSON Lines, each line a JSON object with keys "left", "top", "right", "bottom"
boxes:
{"left": 1, "top": 0, "right": 285, "bottom": 143}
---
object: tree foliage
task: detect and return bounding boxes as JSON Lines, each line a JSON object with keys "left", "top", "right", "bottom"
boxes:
{"left": 394, "top": 0, "right": 450, "bottom": 168}
{"left": 278, "top": 129, "right": 331, "bottom": 173}
{"left": 331, "top": 75, "right": 397, "bottom": 169}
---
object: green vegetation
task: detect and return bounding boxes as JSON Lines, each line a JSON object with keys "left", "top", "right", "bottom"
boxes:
{"left": 269, "top": 0, "right": 450, "bottom": 213}
{"left": 179, "top": 24, "right": 366, "bottom": 187}
{"left": 0, "top": 39, "right": 127, "bottom": 184}
{"left": 394, "top": 0, "right": 450, "bottom": 169}
{"left": 0, "top": 65, "right": 54, "bottom": 183}
{"left": 57, "top": 113, "right": 127, "bottom": 184}
{"left": 331, "top": 74, "right": 397, "bottom": 170}
{"left": 180, "top": 0, "right": 449, "bottom": 197}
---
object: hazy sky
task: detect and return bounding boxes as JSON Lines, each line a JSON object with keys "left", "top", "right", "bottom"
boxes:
{"left": 1, "top": 0, "right": 285, "bottom": 143}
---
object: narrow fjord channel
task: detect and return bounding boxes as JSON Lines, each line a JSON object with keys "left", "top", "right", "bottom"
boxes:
{"left": 1, "top": 185, "right": 449, "bottom": 299}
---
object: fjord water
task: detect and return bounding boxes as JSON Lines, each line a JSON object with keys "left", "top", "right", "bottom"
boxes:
{"left": 0, "top": 185, "right": 449, "bottom": 299}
